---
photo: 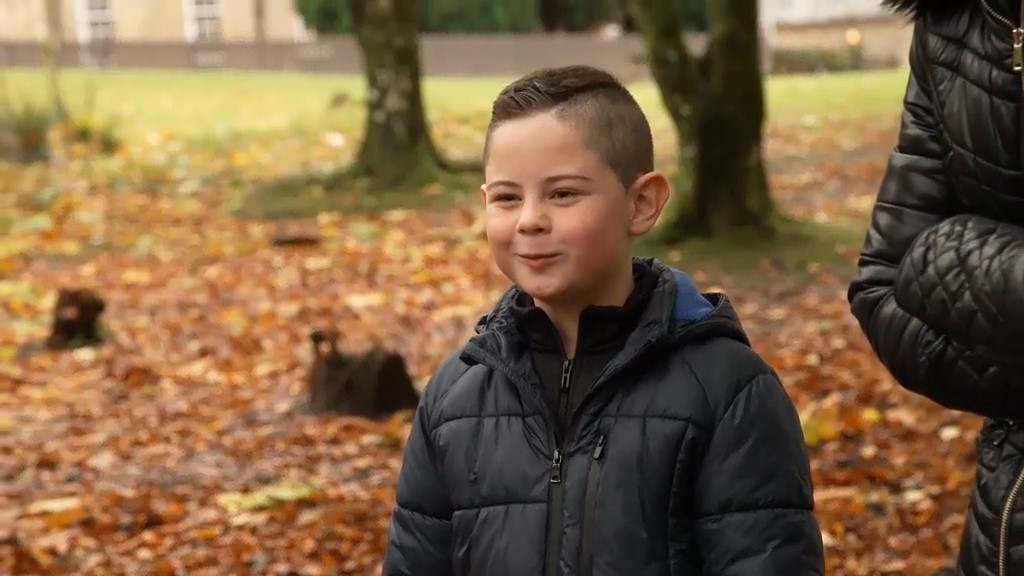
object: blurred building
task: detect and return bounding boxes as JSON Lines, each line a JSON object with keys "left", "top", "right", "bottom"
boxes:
{"left": 0, "top": 0, "right": 316, "bottom": 44}
{"left": 765, "top": 0, "right": 889, "bottom": 23}
{"left": 762, "top": 0, "right": 913, "bottom": 68}
{"left": 0, "top": 0, "right": 910, "bottom": 76}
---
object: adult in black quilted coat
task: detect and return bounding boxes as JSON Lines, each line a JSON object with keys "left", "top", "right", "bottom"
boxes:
{"left": 849, "top": 1, "right": 1024, "bottom": 575}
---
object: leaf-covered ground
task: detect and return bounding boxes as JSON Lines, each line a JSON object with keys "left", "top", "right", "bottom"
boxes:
{"left": 1, "top": 69, "right": 983, "bottom": 576}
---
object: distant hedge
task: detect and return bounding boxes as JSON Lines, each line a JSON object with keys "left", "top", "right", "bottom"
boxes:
{"left": 771, "top": 46, "right": 865, "bottom": 74}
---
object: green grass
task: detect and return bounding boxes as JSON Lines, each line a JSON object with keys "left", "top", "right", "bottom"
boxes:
{"left": 233, "top": 168, "right": 482, "bottom": 219}
{"left": 2, "top": 66, "right": 897, "bottom": 274}
{"left": 1, "top": 67, "right": 909, "bottom": 143}
{"left": 637, "top": 217, "right": 865, "bottom": 280}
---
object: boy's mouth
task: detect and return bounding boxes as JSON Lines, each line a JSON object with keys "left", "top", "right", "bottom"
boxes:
{"left": 517, "top": 253, "right": 561, "bottom": 267}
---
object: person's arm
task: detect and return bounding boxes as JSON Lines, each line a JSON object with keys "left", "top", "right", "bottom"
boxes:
{"left": 847, "top": 25, "right": 1024, "bottom": 418}
{"left": 895, "top": 213, "right": 1024, "bottom": 367}
{"left": 382, "top": 370, "right": 455, "bottom": 576}
{"left": 692, "top": 372, "right": 824, "bottom": 576}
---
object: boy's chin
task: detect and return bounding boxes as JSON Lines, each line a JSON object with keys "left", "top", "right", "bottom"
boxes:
{"left": 515, "top": 279, "right": 574, "bottom": 306}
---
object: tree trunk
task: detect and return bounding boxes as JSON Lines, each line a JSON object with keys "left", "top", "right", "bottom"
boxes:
{"left": 349, "top": 0, "right": 442, "bottom": 186}
{"left": 619, "top": 0, "right": 637, "bottom": 32}
{"left": 692, "top": 0, "right": 774, "bottom": 235}
{"left": 539, "top": 0, "right": 569, "bottom": 32}
{"left": 43, "top": 0, "right": 67, "bottom": 121}
{"left": 629, "top": 0, "right": 775, "bottom": 240}
{"left": 254, "top": 0, "right": 267, "bottom": 68}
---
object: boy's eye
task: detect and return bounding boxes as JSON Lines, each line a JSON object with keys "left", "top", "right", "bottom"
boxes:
{"left": 490, "top": 193, "right": 520, "bottom": 203}
{"left": 551, "top": 189, "right": 578, "bottom": 200}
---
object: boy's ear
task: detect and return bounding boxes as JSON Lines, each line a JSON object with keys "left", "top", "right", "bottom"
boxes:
{"left": 627, "top": 171, "right": 670, "bottom": 236}
{"left": 479, "top": 184, "right": 487, "bottom": 203}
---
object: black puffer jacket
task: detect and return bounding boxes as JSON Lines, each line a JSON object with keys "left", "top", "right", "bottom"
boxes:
{"left": 849, "top": 1, "right": 1024, "bottom": 574}
{"left": 384, "top": 260, "right": 824, "bottom": 575}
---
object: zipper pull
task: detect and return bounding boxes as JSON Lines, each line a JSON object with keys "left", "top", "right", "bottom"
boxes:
{"left": 560, "top": 359, "right": 573, "bottom": 393}
{"left": 550, "top": 449, "right": 563, "bottom": 483}
{"left": 592, "top": 435, "right": 607, "bottom": 460}
{"left": 1013, "top": 28, "right": 1023, "bottom": 71}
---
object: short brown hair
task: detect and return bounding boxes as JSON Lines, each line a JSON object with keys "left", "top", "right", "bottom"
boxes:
{"left": 484, "top": 65, "right": 654, "bottom": 190}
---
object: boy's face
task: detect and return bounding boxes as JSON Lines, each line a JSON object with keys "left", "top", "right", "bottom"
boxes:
{"left": 482, "top": 111, "right": 665, "bottom": 308}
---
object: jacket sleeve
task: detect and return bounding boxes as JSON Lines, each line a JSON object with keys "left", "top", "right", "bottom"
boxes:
{"left": 382, "top": 370, "right": 455, "bottom": 576}
{"left": 692, "top": 372, "right": 824, "bottom": 576}
{"left": 846, "top": 26, "right": 1024, "bottom": 419}
{"left": 895, "top": 213, "right": 1024, "bottom": 367}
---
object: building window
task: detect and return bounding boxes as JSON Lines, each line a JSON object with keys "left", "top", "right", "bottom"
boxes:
{"left": 184, "top": 0, "right": 222, "bottom": 43}
{"left": 75, "top": 0, "right": 116, "bottom": 44}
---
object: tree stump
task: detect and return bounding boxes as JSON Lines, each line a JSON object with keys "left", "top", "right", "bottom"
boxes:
{"left": 271, "top": 231, "right": 323, "bottom": 247}
{"left": 306, "top": 329, "right": 421, "bottom": 417}
{"left": 45, "top": 288, "right": 106, "bottom": 349}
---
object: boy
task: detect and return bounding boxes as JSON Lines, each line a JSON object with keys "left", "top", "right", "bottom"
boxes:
{"left": 382, "top": 65, "right": 824, "bottom": 576}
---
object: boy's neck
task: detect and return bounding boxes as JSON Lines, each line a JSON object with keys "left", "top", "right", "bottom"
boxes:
{"left": 534, "top": 260, "right": 636, "bottom": 359}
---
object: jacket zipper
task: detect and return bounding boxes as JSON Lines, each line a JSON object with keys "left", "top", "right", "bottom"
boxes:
{"left": 981, "top": 7, "right": 1024, "bottom": 570}
{"left": 1000, "top": 464, "right": 1024, "bottom": 576}
{"left": 1016, "top": 28, "right": 1024, "bottom": 78}
{"left": 558, "top": 359, "right": 573, "bottom": 431}
{"left": 974, "top": 11, "right": 1024, "bottom": 565}
{"left": 554, "top": 322, "right": 718, "bottom": 576}
{"left": 545, "top": 359, "right": 573, "bottom": 576}
{"left": 981, "top": 0, "right": 1024, "bottom": 89}
{"left": 1017, "top": 0, "right": 1023, "bottom": 97}
{"left": 992, "top": 418, "right": 1024, "bottom": 576}
{"left": 565, "top": 317, "right": 732, "bottom": 429}
{"left": 579, "top": 434, "right": 607, "bottom": 576}
{"left": 464, "top": 310, "right": 728, "bottom": 576}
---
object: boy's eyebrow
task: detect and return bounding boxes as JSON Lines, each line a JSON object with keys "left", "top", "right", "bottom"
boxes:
{"left": 484, "top": 174, "right": 594, "bottom": 190}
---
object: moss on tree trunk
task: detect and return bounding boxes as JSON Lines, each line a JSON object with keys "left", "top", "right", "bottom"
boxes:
{"left": 350, "top": 0, "right": 443, "bottom": 187}
{"left": 630, "top": 0, "right": 775, "bottom": 241}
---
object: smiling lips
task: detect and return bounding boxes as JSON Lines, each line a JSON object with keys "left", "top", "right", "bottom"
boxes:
{"left": 517, "top": 253, "right": 561, "bottom": 268}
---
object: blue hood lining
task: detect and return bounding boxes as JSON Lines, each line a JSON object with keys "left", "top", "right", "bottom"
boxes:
{"left": 670, "top": 268, "right": 715, "bottom": 323}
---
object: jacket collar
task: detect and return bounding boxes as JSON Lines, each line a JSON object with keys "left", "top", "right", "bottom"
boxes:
{"left": 508, "top": 261, "right": 659, "bottom": 355}
{"left": 461, "top": 257, "right": 749, "bottom": 388}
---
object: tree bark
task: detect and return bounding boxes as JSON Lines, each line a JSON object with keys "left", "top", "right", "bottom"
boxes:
{"left": 619, "top": 0, "right": 637, "bottom": 32}
{"left": 349, "top": 0, "right": 443, "bottom": 186}
{"left": 254, "top": 0, "right": 267, "bottom": 68}
{"left": 43, "top": 0, "right": 67, "bottom": 121}
{"left": 539, "top": 0, "right": 569, "bottom": 32}
{"left": 629, "top": 0, "right": 775, "bottom": 240}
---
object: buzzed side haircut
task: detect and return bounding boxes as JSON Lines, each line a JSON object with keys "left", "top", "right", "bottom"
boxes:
{"left": 484, "top": 65, "right": 654, "bottom": 190}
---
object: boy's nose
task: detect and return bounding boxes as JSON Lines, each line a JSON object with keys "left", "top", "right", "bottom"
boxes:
{"left": 516, "top": 198, "right": 551, "bottom": 235}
